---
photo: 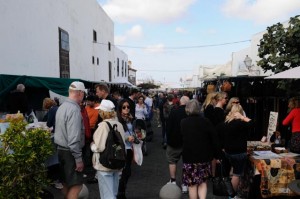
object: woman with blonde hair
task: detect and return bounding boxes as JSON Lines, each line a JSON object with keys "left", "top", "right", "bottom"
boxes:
{"left": 217, "top": 104, "right": 252, "bottom": 198}
{"left": 91, "top": 99, "right": 126, "bottom": 199}
{"left": 201, "top": 92, "right": 217, "bottom": 123}
{"left": 213, "top": 92, "right": 228, "bottom": 125}
{"left": 225, "top": 97, "right": 241, "bottom": 115}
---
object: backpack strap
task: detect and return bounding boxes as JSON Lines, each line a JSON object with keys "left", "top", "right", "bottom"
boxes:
{"left": 105, "top": 121, "right": 113, "bottom": 131}
{"left": 105, "top": 121, "right": 118, "bottom": 133}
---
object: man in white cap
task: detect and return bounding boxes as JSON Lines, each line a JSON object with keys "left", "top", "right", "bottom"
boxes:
{"left": 54, "top": 81, "right": 87, "bottom": 198}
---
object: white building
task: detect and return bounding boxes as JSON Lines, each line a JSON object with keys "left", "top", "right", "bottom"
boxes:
{"left": 182, "top": 62, "right": 232, "bottom": 88}
{"left": 231, "top": 19, "right": 291, "bottom": 78}
{"left": 128, "top": 61, "right": 137, "bottom": 86}
{"left": 0, "top": 0, "right": 128, "bottom": 84}
{"left": 181, "top": 18, "right": 291, "bottom": 88}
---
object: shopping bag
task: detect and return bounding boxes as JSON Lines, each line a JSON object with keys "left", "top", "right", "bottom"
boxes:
{"left": 132, "top": 141, "right": 143, "bottom": 166}
{"left": 212, "top": 162, "right": 235, "bottom": 196}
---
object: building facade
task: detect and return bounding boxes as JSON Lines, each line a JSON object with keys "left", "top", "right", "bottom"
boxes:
{"left": 0, "top": 0, "right": 128, "bottom": 84}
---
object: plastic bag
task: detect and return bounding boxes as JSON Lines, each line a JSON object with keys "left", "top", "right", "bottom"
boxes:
{"left": 27, "top": 110, "right": 38, "bottom": 124}
{"left": 132, "top": 141, "right": 143, "bottom": 166}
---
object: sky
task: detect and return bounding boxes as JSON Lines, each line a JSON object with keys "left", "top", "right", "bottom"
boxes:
{"left": 97, "top": 0, "right": 300, "bottom": 86}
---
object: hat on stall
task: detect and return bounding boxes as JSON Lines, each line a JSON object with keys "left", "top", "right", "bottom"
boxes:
{"left": 69, "top": 81, "right": 86, "bottom": 92}
{"left": 288, "top": 180, "right": 300, "bottom": 195}
{"left": 95, "top": 99, "right": 115, "bottom": 112}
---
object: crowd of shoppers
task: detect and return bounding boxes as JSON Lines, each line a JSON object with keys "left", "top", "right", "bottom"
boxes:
{"left": 12, "top": 79, "right": 300, "bottom": 199}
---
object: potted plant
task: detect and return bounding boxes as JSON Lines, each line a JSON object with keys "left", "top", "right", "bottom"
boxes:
{"left": 0, "top": 116, "right": 53, "bottom": 198}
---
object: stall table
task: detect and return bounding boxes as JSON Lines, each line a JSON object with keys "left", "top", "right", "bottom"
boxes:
{"left": 249, "top": 152, "right": 300, "bottom": 198}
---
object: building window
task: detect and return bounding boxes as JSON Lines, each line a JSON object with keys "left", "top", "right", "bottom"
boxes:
{"left": 97, "top": 58, "right": 99, "bottom": 65}
{"left": 93, "top": 30, "right": 97, "bottom": 42}
{"left": 122, "top": 60, "right": 124, "bottom": 77}
{"left": 109, "top": 61, "right": 112, "bottom": 82}
{"left": 125, "top": 62, "right": 127, "bottom": 77}
{"left": 59, "top": 28, "right": 70, "bottom": 78}
{"left": 108, "top": 42, "right": 111, "bottom": 51}
{"left": 92, "top": 56, "right": 95, "bottom": 64}
{"left": 117, "top": 58, "right": 119, "bottom": 76}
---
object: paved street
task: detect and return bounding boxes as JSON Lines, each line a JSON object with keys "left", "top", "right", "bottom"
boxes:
{"left": 47, "top": 119, "right": 227, "bottom": 199}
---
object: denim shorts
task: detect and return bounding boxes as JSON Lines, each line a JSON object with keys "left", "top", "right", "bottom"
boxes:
{"left": 225, "top": 152, "right": 247, "bottom": 176}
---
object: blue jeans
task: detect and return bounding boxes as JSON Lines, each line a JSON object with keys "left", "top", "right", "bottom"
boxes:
{"left": 97, "top": 170, "right": 120, "bottom": 199}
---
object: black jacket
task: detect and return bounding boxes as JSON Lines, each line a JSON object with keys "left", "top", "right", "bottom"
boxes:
{"left": 166, "top": 105, "right": 187, "bottom": 148}
{"left": 181, "top": 115, "right": 221, "bottom": 163}
{"left": 216, "top": 119, "right": 253, "bottom": 154}
{"left": 213, "top": 107, "right": 225, "bottom": 126}
{"left": 7, "top": 91, "right": 29, "bottom": 114}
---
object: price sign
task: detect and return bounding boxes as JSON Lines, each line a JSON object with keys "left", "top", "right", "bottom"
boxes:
{"left": 267, "top": 111, "right": 278, "bottom": 142}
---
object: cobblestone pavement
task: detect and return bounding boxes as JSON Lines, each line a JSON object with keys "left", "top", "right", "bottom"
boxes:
{"left": 47, "top": 119, "right": 228, "bottom": 199}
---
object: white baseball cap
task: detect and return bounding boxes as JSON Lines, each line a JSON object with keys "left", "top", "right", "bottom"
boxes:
{"left": 69, "top": 81, "right": 86, "bottom": 92}
{"left": 95, "top": 99, "right": 115, "bottom": 112}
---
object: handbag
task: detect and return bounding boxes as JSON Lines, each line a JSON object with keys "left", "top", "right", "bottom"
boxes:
{"left": 212, "top": 162, "right": 235, "bottom": 197}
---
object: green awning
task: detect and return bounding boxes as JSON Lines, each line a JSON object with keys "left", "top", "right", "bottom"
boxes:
{"left": 0, "top": 74, "right": 93, "bottom": 97}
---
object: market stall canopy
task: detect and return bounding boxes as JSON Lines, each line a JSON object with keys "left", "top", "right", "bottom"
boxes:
{"left": 0, "top": 74, "right": 93, "bottom": 97}
{"left": 265, "top": 66, "right": 300, "bottom": 79}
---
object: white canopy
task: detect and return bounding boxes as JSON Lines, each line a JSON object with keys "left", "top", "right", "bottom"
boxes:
{"left": 265, "top": 66, "right": 300, "bottom": 79}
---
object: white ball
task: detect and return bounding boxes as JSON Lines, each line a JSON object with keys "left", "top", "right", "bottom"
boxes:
{"left": 159, "top": 183, "right": 182, "bottom": 199}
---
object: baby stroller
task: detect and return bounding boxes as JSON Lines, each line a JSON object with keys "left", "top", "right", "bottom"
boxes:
{"left": 133, "top": 119, "right": 148, "bottom": 156}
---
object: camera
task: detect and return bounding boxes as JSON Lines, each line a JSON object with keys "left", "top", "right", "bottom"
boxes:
{"left": 133, "top": 135, "right": 140, "bottom": 144}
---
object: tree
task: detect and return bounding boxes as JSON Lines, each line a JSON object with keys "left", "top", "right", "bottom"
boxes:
{"left": 137, "top": 82, "right": 160, "bottom": 90}
{"left": 257, "top": 15, "right": 300, "bottom": 73}
{"left": 0, "top": 116, "right": 53, "bottom": 198}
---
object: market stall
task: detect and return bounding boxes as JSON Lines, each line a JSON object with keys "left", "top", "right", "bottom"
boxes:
{"left": 247, "top": 141, "right": 300, "bottom": 198}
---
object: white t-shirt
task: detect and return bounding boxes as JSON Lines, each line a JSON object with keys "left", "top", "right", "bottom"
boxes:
{"left": 135, "top": 104, "right": 148, "bottom": 120}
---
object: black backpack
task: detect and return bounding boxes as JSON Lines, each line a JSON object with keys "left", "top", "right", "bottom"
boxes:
{"left": 99, "top": 122, "right": 126, "bottom": 170}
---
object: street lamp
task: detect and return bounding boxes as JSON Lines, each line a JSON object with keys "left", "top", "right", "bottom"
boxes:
{"left": 244, "top": 55, "right": 252, "bottom": 71}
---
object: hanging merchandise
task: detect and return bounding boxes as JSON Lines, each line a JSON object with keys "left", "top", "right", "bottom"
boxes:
{"left": 221, "top": 81, "right": 232, "bottom": 92}
{"left": 207, "top": 84, "right": 216, "bottom": 94}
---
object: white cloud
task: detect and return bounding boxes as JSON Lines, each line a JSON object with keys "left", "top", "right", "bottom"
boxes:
{"left": 175, "top": 27, "right": 187, "bottom": 34}
{"left": 115, "top": 25, "right": 143, "bottom": 45}
{"left": 144, "top": 44, "right": 165, "bottom": 53}
{"left": 101, "top": 0, "right": 197, "bottom": 23}
{"left": 126, "top": 25, "right": 143, "bottom": 38}
{"left": 222, "top": 0, "right": 300, "bottom": 24}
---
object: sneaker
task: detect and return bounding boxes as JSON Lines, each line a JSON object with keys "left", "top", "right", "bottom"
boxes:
{"left": 53, "top": 180, "right": 63, "bottom": 189}
{"left": 167, "top": 180, "right": 176, "bottom": 185}
{"left": 181, "top": 184, "right": 188, "bottom": 194}
{"left": 157, "top": 124, "right": 161, "bottom": 128}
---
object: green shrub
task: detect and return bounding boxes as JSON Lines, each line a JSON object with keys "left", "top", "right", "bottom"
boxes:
{"left": 0, "top": 119, "right": 53, "bottom": 199}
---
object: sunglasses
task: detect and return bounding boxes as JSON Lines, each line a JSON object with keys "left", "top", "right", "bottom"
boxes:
{"left": 122, "top": 105, "right": 130, "bottom": 110}
{"left": 232, "top": 101, "right": 240, "bottom": 104}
